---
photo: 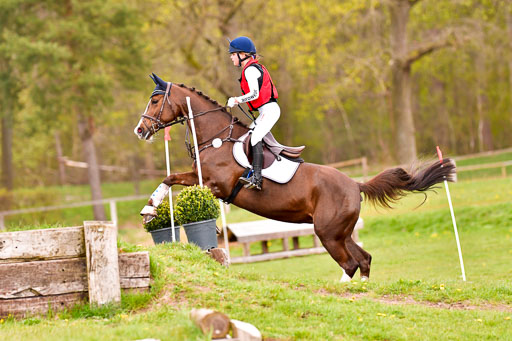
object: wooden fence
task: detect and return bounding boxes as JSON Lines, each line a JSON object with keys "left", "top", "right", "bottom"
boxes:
{"left": 0, "top": 194, "right": 149, "bottom": 230}
{"left": 0, "top": 221, "right": 150, "bottom": 317}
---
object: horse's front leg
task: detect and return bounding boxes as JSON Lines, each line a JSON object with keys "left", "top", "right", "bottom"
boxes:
{"left": 140, "top": 171, "right": 199, "bottom": 223}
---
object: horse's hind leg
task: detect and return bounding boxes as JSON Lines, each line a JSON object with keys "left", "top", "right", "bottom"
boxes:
{"left": 314, "top": 207, "right": 361, "bottom": 282}
{"left": 346, "top": 238, "right": 372, "bottom": 281}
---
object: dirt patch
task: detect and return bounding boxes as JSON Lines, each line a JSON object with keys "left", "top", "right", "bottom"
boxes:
{"left": 334, "top": 292, "right": 512, "bottom": 313}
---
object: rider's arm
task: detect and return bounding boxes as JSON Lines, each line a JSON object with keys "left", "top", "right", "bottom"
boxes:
{"left": 235, "top": 66, "right": 261, "bottom": 104}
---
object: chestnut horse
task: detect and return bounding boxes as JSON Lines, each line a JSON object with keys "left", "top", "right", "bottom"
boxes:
{"left": 134, "top": 74, "right": 456, "bottom": 282}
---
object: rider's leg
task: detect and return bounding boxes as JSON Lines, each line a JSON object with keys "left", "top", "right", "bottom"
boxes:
{"left": 240, "top": 102, "right": 280, "bottom": 190}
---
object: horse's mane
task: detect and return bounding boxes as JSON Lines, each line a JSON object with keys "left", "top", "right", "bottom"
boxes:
{"left": 176, "top": 83, "right": 249, "bottom": 128}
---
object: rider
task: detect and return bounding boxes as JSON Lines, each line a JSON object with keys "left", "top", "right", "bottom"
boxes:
{"left": 227, "top": 36, "right": 279, "bottom": 191}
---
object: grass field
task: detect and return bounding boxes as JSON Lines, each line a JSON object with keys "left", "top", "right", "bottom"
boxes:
{"left": 1, "top": 175, "right": 512, "bottom": 340}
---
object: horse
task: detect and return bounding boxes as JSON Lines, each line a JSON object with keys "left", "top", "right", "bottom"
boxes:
{"left": 134, "top": 74, "right": 456, "bottom": 282}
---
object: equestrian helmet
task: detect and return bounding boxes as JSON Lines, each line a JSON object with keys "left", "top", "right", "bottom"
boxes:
{"left": 228, "top": 36, "right": 257, "bottom": 55}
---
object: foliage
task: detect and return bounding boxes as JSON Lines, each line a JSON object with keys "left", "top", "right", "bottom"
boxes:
{"left": 142, "top": 200, "right": 175, "bottom": 232}
{"left": 174, "top": 185, "right": 220, "bottom": 226}
{"left": 2, "top": 0, "right": 512, "bottom": 189}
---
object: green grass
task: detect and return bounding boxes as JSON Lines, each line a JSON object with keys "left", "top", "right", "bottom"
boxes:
{"left": 1, "top": 157, "right": 512, "bottom": 340}
{"left": 1, "top": 239, "right": 510, "bottom": 341}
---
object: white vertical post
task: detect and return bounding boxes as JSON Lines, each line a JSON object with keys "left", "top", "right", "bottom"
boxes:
{"left": 186, "top": 96, "right": 203, "bottom": 187}
{"left": 84, "top": 221, "right": 121, "bottom": 305}
{"left": 219, "top": 200, "right": 230, "bottom": 260}
{"left": 437, "top": 146, "right": 466, "bottom": 281}
{"left": 109, "top": 200, "right": 118, "bottom": 228}
{"left": 0, "top": 215, "right": 5, "bottom": 230}
{"left": 164, "top": 127, "right": 176, "bottom": 242}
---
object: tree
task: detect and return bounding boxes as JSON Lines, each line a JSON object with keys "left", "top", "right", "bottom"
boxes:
{"left": 14, "top": 1, "right": 146, "bottom": 218}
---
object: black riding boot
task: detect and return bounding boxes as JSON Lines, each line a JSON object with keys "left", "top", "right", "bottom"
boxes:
{"left": 239, "top": 141, "right": 263, "bottom": 190}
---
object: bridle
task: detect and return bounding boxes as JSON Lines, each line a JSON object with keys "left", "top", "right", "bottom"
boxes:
{"left": 138, "top": 81, "right": 242, "bottom": 159}
{"left": 139, "top": 82, "right": 188, "bottom": 138}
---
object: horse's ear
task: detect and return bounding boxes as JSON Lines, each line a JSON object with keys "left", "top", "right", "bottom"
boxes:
{"left": 149, "top": 73, "right": 158, "bottom": 85}
{"left": 151, "top": 73, "right": 168, "bottom": 89}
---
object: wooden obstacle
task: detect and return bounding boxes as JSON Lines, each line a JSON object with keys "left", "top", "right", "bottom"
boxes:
{"left": 190, "top": 308, "right": 262, "bottom": 340}
{"left": 228, "top": 218, "right": 363, "bottom": 264}
{"left": 0, "top": 221, "right": 150, "bottom": 317}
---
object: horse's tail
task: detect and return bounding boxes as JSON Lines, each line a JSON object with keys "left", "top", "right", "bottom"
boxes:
{"left": 358, "top": 158, "right": 456, "bottom": 208}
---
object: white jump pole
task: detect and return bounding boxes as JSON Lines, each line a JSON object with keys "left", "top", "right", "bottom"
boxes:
{"left": 437, "top": 146, "right": 466, "bottom": 281}
{"left": 187, "top": 97, "right": 230, "bottom": 257}
{"left": 164, "top": 126, "right": 176, "bottom": 242}
{"left": 219, "top": 201, "right": 230, "bottom": 260}
{"left": 186, "top": 97, "right": 203, "bottom": 187}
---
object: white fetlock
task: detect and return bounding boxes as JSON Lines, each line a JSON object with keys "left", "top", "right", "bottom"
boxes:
{"left": 340, "top": 268, "right": 352, "bottom": 283}
{"left": 140, "top": 205, "right": 157, "bottom": 216}
{"left": 361, "top": 276, "right": 369, "bottom": 282}
{"left": 150, "top": 183, "right": 170, "bottom": 207}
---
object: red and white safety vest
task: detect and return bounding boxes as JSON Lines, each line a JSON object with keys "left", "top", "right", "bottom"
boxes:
{"left": 239, "top": 59, "right": 278, "bottom": 110}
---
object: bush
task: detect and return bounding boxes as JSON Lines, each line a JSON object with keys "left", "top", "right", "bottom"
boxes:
{"left": 143, "top": 200, "right": 175, "bottom": 232}
{"left": 174, "top": 185, "right": 220, "bottom": 226}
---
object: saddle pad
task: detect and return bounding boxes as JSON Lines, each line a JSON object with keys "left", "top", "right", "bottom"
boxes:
{"left": 233, "top": 132, "right": 301, "bottom": 184}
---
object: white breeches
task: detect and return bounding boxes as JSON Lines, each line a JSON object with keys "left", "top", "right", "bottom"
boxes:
{"left": 249, "top": 102, "right": 281, "bottom": 146}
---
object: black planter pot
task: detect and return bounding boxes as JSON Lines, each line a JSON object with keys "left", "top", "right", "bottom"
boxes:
{"left": 149, "top": 226, "right": 181, "bottom": 244}
{"left": 183, "top": 218, "right": 218, "bottom": 250}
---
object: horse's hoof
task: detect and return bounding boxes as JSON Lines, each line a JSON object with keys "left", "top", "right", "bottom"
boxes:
{"left": 340, "top": 270, "right": 352, "bottom": 283}
{"left": 361, "top": 276, "right": 369, "bottom": 282}
{"left": 143, "top": 214, "right": 156, "bottom": 224}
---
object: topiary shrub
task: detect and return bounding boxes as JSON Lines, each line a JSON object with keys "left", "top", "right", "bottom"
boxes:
{"left": 174, "top": 185, "right": 220, "bottom": 226}
{"left": 143, "top": 200, "right": 175, "bottom": 232}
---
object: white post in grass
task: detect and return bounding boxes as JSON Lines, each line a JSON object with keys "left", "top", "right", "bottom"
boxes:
{"left": 187, "top": 96, "right": 203, "bottom": 187}
{"left": 437, "top": 146, "right": 466, "bottom": 281}
{"left": 219, "top": 200, "right": 230, "bottom": 260}
{"left": 164, "top": 126, "right": 176, "bottom": 242}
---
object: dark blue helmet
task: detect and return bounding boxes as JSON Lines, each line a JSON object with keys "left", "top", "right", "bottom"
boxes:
{"left": 228, "top": 36, "right": 256, "bottom": 55}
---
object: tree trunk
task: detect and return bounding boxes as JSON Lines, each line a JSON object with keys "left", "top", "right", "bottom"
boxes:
{"left": 77, "top": 114, "right": 106, "bottom": 220}
{"left": 475, "top": 50, "right": 493, "bottom": 151}
{"left": 389, "top": 0, "right": 417, "bottom": 164}
{"left": 506, "top": 6, "right": 512, "bottom": 127}
{"left": 1, "top": 109, "right": 14, "bottom": 190}
{"left": 54, "top": 131, "right": 67, "bottom": 185}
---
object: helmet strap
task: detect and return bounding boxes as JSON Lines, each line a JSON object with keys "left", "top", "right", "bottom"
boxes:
{"left": 237, "top": 52, "right": 252, "bottom": 67}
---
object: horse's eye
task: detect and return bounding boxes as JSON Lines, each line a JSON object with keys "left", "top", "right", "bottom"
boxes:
{"left": 151, "top": 99, "right": 158, "bottom": 104}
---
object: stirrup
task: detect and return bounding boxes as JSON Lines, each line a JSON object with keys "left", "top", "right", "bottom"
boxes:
{"left": 244, "top": 176, "right": 262, "bottom": 190}
{"left": 238, "top": 176, "right": 251, "bottom": 185}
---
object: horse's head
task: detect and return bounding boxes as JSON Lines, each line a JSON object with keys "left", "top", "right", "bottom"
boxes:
{"left": 133, "top": 73, "right": 187, "bottom": 141}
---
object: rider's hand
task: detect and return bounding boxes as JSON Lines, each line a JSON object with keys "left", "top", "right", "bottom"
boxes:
{"left": 227, "top": 97, "right": 238, "bottom": 108}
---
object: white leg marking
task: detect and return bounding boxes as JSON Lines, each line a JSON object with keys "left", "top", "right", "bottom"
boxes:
{"left": 361, "top": 276, "right": 369, "bottom": 282}
{"left": 150, "top": 183, "right": 170, "bottom": 207}
{"left": 340, "top": 268, "right": 352, "bottom": 283}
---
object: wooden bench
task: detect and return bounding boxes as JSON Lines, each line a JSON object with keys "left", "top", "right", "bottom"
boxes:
{"left": 228, "top": 218, "right": 363, "bottom": 264}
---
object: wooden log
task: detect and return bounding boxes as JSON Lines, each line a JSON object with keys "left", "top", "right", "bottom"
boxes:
{"left": 207, "top": 248, "right": 230, "bottom": 267}
{"left": 230, "top": 319, "right": 262, "bottom": 341}
{"left": 0, "top": 252, "right": 150, "bottom": 317}
{"left": 230, "top": 247, "right": 327, "bottom": 264}
{"left": 292, "top": 236, "right": 300, "bottom": 250}
{"left": 261, "top": 240, "right": 269, "bottom": 254}
{"left": 84, "top": 221, "right": 120, "bottom": 306}
{"left": 190, "top": 308, "right": 230, "bottom": 339}
{"left": 0, "top": 292, "right": 87, "bottom": 318}
{"left": 0, "top": 258, "right": 87, "bottom": 299}
{"left": 0, "top": 226, "right": 84, "bottom": 263}
{"left": 282, "top": 237, "right": 290, "bottom": 251}
{"left": 119, "top": 251, "right": 151, "bottom": 289}
{"left": 242, "top": 243, "right": 251, "bottom": 257}
{"left": 0, "top": 252, "right": 150, "bottom": 299}
{"left": 313, "top": 235, "right": 321, "bottom": 248}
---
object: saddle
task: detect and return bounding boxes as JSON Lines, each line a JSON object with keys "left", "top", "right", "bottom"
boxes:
{"left": 243, "top": 132, "right": 305, "bottom": 168}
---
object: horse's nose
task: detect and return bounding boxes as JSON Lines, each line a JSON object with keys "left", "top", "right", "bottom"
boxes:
{"left": 137, "top": 127, "right": 143, "bottom": 134}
